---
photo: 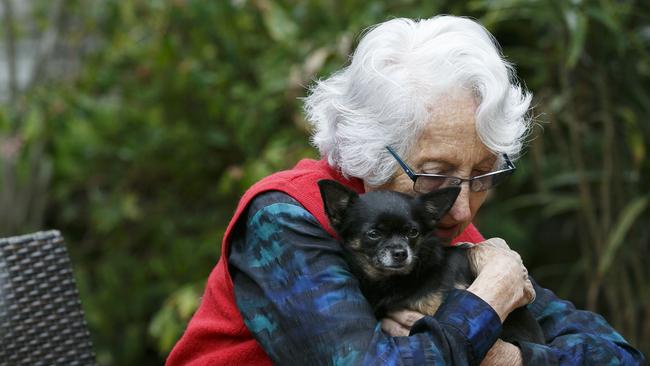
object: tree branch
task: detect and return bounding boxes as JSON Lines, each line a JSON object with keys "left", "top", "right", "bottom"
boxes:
{"left": 27, "top": 0, "right": 67, "bottom": 91}
{"left": 2, "top": 0, "right": 17, "bottom": 105}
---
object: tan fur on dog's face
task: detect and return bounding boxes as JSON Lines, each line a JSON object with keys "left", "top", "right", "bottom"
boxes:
{"left": 345, "top": 234, "right": 417, "bottom": 280}
{"left": 346, "top": 238, "right": 362, "bottom": 251}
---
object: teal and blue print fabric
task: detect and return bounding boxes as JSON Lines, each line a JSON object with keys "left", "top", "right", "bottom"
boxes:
{"left": 228, "top": 192, "right": 645, "bottom": 366}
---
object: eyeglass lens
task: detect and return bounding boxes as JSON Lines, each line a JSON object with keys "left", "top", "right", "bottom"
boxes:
{"left": 414, "top": 176, "right": 457, "bottom": 193}
{"left": 414, "top": 169, "right": 514, "bottom": 193}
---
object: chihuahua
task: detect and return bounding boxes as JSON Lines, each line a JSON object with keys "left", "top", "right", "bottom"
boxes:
{"left": 318, "top": 179, "right": 544, "bottom": 344}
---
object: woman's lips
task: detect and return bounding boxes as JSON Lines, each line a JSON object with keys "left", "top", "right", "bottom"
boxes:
{"left": 435, "top": 224, "right": 459, "bottom": 238}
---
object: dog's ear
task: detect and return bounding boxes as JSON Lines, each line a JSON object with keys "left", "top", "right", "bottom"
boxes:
{"left": 417, "top": 186, "right": 461, "bottom": 221}
{"left": 318, "top": 179, "right": 358, "bottom": 227}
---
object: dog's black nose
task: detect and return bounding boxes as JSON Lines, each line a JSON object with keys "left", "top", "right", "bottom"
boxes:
{"left": 391, "top": 248, "right": 408, "bottom": 263}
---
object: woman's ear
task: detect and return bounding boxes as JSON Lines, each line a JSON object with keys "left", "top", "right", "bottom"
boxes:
{"left": 317, "top": 180, "right": 359, "bottom": 228}
{"left": 417, "top": 186, "right": 461, "bottom": 221}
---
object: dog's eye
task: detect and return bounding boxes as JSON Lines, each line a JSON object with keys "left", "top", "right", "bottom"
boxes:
{"left": 366, "top": 230, "right": 381, "bottom": 240}
{"left": 407, "top": 228, "right": 419, "bottom": 238}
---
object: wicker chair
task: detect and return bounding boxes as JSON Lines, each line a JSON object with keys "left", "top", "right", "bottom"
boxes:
{"left": 0, "top": 230, "right": 96, "bottom": 366}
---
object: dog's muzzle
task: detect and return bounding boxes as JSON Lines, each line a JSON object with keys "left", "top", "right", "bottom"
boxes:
{"left": 376, "top": 244, "right": 413, "bottom": 270}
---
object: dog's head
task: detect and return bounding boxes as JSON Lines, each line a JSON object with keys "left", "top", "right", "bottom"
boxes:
{"left": 318, "top": 180, "right": 460, "bottom": 279}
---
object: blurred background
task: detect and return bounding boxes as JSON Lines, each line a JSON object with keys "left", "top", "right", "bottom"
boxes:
{"left": 0, "top": 0, "right": 648, "bottom": 364}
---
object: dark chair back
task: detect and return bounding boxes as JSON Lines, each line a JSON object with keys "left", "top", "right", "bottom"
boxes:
{"left": 0, "top": 230, "right": 96, "bottom": 366}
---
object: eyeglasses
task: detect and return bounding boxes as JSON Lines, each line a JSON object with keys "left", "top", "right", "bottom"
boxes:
{"left": 385, "top": 146, "right": 516, "bottom": 193}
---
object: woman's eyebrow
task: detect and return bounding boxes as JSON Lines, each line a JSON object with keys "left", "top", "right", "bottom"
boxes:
{"left": 419, "top": 159, "right": 454, "bottom": 169}
{"left": 422, "top": 156, "right": 495, "bottom": 168}
{"left": 425, "top": 158, "right": 453, "bottom": 165}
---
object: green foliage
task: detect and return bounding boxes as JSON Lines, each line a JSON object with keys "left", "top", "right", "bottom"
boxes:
{"left": 1, "top": 0, "right": 648, "bottom": 364}
{"left": 474, "top": 0, "right": 650, "bottom": 350}
{"left": 148, "top": 283, "right": 202, "bottom": 354}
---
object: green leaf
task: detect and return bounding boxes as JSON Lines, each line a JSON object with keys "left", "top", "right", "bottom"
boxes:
{"left": 148, "top": 305, "right": 179, "bottom": 353}
{"left": 541, "top": 196, "right": 580, "bottom": 218}
{"left": 597, "top": 196, "right": 649, "bottom": 277}
{"left": 176, "top": 285, "right": 200, "bottom": 319}
{"left": 565, "top": 9, "right": 588, "bottom": 68}
{"left": 23, "top": 107, "right": 44, "bottom": 142}
{"left": 260, "top": 2, "right": 298, "bottom": 44}
{"left": 620, "top": 107, "right": 646, "bottom": 169}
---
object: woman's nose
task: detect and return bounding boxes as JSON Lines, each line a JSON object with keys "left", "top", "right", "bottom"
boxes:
{"left": 448, "top": 185, "right": 472, "bottom": 223}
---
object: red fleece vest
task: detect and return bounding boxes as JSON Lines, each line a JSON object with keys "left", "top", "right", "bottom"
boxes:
{"left": 166, "top": 159, "right": 484, "bottom": 365}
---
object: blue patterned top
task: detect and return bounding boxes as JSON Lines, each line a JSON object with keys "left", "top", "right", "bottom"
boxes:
{"left": 228, "top": 192, "right": 645, "bottom": 365}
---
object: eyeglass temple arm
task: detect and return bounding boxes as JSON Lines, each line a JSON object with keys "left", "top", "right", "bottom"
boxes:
{"left": 503, "top": 154, "right": 515, "bottom": 169}
{"left": 386, "top": 146, "right": 418, "bottom": 181}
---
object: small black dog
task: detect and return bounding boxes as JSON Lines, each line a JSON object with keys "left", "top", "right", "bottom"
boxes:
{"left": 318, "top": 179, "right": 544, "bottom": 344}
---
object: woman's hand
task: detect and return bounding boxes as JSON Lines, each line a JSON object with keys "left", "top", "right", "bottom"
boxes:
{"left": 380, "top": 309, "right": 425, "bottom": 336}
{"left": 480, "top": 339, "right": 523, "bottom": 366}
{"left": 466, "top": 238, "right": 535, "bottom": 322}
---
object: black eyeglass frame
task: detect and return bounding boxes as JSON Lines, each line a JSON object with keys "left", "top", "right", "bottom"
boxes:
{"left": 385, "top": 146, "right": 516, "bottom": 193}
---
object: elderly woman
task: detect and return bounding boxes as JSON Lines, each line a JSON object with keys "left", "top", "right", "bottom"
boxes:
{"left": 167, "top": 16, "right": 644, "bottom": 365}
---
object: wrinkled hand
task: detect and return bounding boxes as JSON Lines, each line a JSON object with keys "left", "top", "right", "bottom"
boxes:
{"left": 380, "top": 309, "right": 425, "bottom": 336}
{"left": 480, "top": 339, "right": 523, "bottom": 366}
{"left": 466, "top": 238, "right": 535, "bottom": 321}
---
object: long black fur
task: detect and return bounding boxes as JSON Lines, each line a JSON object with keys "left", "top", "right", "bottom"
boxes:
{"left": 318, "top": 179, "right": 544, "bottom": 345}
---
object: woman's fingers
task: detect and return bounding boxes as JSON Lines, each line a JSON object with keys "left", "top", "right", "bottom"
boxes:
{"left": 380, "top": 309, "right": 425, "bottom": 336}
{"left": 524, "top": 276, "right": 536, "bottom": 304}
{"left": 386, "top": 309, "right": 425, "bottom": 328}
{"left": 469, "top": 237, "right": 525, "bottom": 276}
{"left": 481, "top": 237, "right": 509, "bottom": 250}
{"left": 467, "top": 238, "right": 508, "bottom": 274}
{"left": 380, "top": 318, "right": 410, "bottom": 337}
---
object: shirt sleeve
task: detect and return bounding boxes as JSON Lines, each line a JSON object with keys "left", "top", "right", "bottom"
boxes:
{"left": 516, "top": 279, "right": 646, "bottom": 366}
{"left": 228, "top": 192, "right": 502, "bottom": 366}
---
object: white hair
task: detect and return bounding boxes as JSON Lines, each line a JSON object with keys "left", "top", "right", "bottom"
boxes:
{"left": 304, "top": 15, "right": 533, "bottom": 186}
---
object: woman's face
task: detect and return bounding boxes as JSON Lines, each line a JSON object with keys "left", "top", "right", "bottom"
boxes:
{"left": 366, "top": 91, "right": 496, "bottom": 240}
